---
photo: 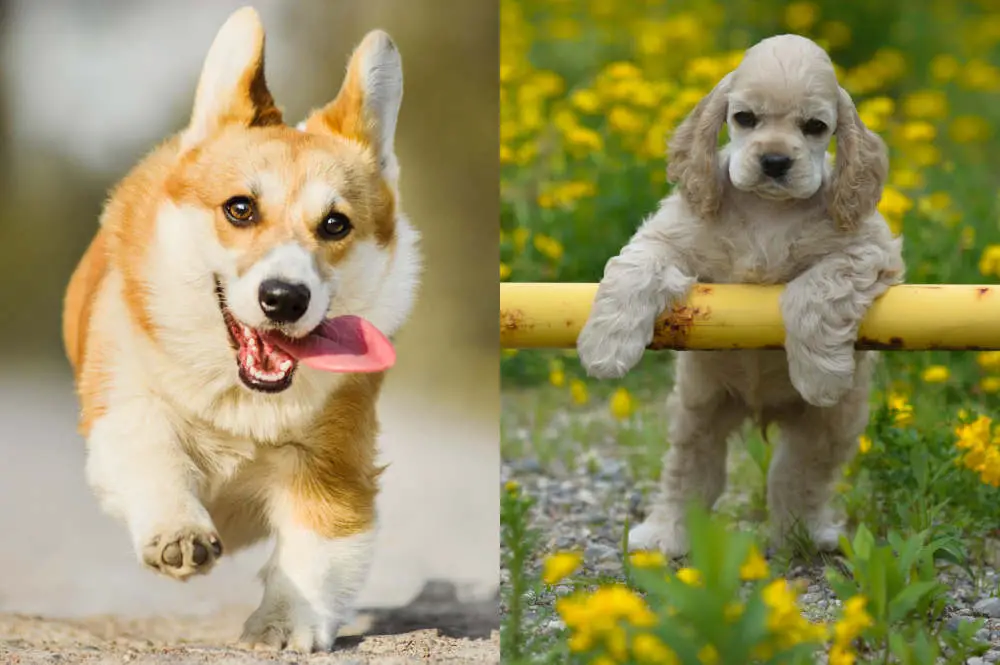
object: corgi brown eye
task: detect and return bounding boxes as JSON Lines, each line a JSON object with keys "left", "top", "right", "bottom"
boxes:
{"left": 223, "top": 196, "right": 256, "bottom": 226}
{"left": 802, "top": 118, "right": 828, "bottom": 136}
{"left": 733, "top": 111, "right": 757, "bottom": 128}
{"left": 318, "top": 211, "right": 352, "bottom": 241}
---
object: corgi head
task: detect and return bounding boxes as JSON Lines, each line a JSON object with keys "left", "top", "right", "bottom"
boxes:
{"left": 142, "top": 7, "right": 419, "bottom": 397}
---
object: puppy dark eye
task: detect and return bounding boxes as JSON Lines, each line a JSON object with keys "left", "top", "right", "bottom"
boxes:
{"left": 222, "top": 196, "right": 256, "bottom": 227}
{"left": 318, "top": 211, "right": 352, "bottom": 241}
{"left": 733, "top": 111, "right": 757, "bottom": 128}
{"left": 802, "top": 118, "right": 828, "bottom": 136}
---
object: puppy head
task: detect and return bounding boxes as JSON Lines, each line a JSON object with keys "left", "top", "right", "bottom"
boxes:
{"left": 668, "top": 34, "right": 886, "bottom": 229}
{"left": 162, "top": 8, "right": 407, "bottom": 393}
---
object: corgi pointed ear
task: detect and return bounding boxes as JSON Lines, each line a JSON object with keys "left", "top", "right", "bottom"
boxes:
{"left": 180, "top": 6, "right": 283, "bottom": 150}
{"left": 300, "top": 30, "right": 403, "bottom": 180}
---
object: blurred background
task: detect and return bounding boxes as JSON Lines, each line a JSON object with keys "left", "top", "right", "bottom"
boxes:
{"left": 0, "top": 0, "right": 498, "bottom": 620}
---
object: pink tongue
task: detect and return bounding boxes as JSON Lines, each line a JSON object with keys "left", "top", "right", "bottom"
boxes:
{"left": 265, "top": 316, "right": 395, "bottom": 373}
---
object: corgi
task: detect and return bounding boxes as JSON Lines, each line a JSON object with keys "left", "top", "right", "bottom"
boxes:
{"left": 61, "top": 6, "right": 420, "bottom": 651}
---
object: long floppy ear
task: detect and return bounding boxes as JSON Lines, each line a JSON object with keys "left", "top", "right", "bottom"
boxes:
{"left": 829, "top": 87, "right": 888, "bottom": 232}
{"left": 666, "top": 72, "right": 733, "bottom": 221}
{"left": 300, "top": 30, "right": 403, "bottom": 183}
{"left": 180, "top": 7, "right": 283, "bottom": 151}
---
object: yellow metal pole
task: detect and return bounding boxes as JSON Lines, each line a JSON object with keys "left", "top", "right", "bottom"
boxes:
{"left": 500, "top": 283, "right": 1000, "bottom": 351}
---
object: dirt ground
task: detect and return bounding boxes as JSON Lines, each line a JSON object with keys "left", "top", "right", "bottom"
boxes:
{"left": 0, "top": 367, "right": 499, "bottom": 664}
{"left": 0, "top": 582, "right": 500, "bottom": 664}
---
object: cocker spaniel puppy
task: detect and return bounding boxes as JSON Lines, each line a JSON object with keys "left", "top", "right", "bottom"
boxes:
{"left": 577, "top": 34, "right": 905, "bottom": 556}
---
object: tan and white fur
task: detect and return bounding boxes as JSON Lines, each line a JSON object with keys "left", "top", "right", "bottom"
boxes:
{"left": 61, "top": 7, "right": 420, "bottom": 651}
{"left": 577, "top": 34, "right": 904, "bottom": 556}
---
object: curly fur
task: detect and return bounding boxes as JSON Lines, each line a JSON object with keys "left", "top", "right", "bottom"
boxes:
{"left": 577, "top": 34, "right": 905, "bottom": 556}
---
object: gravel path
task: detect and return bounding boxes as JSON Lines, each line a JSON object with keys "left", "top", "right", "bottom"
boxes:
{"left": 501, "top": 435, "right": 1000, "bottom": 663}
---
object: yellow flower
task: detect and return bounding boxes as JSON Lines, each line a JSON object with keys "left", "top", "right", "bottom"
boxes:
{"left": 899, "top": 120, "right": 936, "bottom": 143}
{"left": 950, "top": 115, "right": 992, "bottom": 144}
{"left": 819, "top": 20, "right": 851, "bottom": 49}
{"left": 979, "top": 351, "right": 1000, "bottom": 371}
{"left": 858, "top": 435, "right": 873, "bottom": 454}
{"left": 608, "top": 106, "right": 646, "bottom": 135}
{"left": 533, "top": 234, "right": 564, "bottom": 261}
{"left": 675, "top": 567, "right": 703, "bottom": 586}
{"left": 723, "top": 601, "right": 745, "bottom": 622}
{"left": 570, "top": 379, "right": 589, "bottom": 405}
{"left": 784, "top": 2, "right": 819, "bottom": 32}
{"left": 504, "top": 480, "right": 520, "bottom": 493}
{"left": 633, "top": 633, "right": 678, "bottom": 664}
{"left": 982, "top": 377, "right": 1000, "bottom": 394}
{"left": 542, "top": 551, "right": 582, "bottom": 584}
{"left": 739, "top": 545, "right": 770, "bottom": 581}
{"left": 930, "top": 54, "right": 961, "bottom": 83}
{"left": 829, "top": 643, "right": 857, "bottom": 665}
{"left": 549, "top": 368, "right": 566, "bottom": 388}
{"left": 570, "top": 89, "right": 601, "bottom": 114}
{"left": 603, "top": 61, "right": 643, "bottom": 80}
{"left": 890, "top": 168, "right": 923, "bottom": 190}
{"left": 834, "top": 596, "right": 873, "bottom": 642}
{"left": 960, "top": 59, "right": 1000, "bottom": 91}
{"left": 901, "top": 90, "right": 948, "bottom": 119}
{"left": 500, "top": 263, "right": 511, "bottom": 280}
{"left": 979, "top": 245, "right": 1000, "bottom": 277}
{"left": 512, "top": 228, "right": 530, "bottom": 252}
{"left": 889, "top": 393, "right": 914, "bottom": 427}
{"left": 921, "top": 365, "right": 950, "bottom": 383}
{"left": 629, "top": 550, "right": 666, "bottom": 569}
{"left": 697, "top": 644, "right": 720, "bottom": 665}
{"left": 610, "top": 387, "right": 635, "bottom": 420}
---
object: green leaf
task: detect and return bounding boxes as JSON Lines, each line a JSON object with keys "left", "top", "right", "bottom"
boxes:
{"left": 853, "top": 523, "right": 875, "bottom": 561}
{"left": 888, "top": 580, "right": 943, "bottom": 622}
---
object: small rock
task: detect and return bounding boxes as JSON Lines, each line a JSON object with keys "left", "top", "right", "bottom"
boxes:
{"left": 974, "top": 598, "right": 1000, "bottom": 618}
{"left": 586, "top": 542, "right": 618, "bottom": 562}
{"left": 966, "top": 657, "right": 985, "bottom": 665}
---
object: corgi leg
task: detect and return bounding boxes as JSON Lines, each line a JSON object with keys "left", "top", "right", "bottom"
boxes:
{"left": 85, "top": 397, "right": 222, "bottom": 580}
{"left": 239, "top": 483, "right": 377, "bottom": 652}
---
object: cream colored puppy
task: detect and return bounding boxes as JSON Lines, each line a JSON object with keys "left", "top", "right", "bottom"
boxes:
{"left": 62, "top": 7, "right": 421, "bottom": 651}
{"left": 577, "top": 34, "right": 904, "bottom": 556}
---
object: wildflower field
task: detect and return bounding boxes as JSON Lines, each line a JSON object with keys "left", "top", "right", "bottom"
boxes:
{"left": 500, "top": 0, "right": 1000, "bottom": 663}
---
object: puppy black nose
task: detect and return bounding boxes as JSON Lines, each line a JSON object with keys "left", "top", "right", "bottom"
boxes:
{"left": 258, "top": 279, "right": 311, "bottom": 323}
{"left": 760, "top": 153, "right": 793, "bottom": 178}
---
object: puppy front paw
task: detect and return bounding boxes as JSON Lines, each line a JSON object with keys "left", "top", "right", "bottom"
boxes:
{"left": 788, "top": 354, "right": 855, "bottom": 408}
{"left": 577, "top": 316, "right": 651, "bottom": 380}
{"left": 141, "top": 524, "right": 223, "bottom": 581}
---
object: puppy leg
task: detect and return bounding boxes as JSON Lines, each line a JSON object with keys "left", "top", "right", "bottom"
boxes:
{"left": 768, "top": 381, "right": 870, "bottom": 551}
{"left": 629, "top": 375, "right": 747, "bottom": 556}
{"left": 85, "top": 398, "right": 221, "bottom": 580}
{"left": 781, "top": 242, "right": 901, "bottom": 407}
{"left": 577, "top": 202, "right": 696, "bottom": 379}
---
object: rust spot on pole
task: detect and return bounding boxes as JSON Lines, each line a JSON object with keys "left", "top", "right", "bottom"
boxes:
{"left": 857, "top": 336, "right": 905, "bottom": 350}
{"left": 500, "top": 308, "right": 531, "bottom": 333}
{"left": 649, "top": 305, "right": 712, "bottom": 349}
{"left": 978, "top": 287, "right": 991, "bottom": 299}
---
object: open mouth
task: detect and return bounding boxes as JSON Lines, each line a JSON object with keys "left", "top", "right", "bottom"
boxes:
{"left": 213, "top": 277, "right": 398, "bottom": 394}
{"left": 215, "top": 280, "right": 298, "bottom": 393}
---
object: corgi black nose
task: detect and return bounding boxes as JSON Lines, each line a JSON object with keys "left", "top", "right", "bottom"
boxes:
{"left": 760, "top": 153, "right": 793, "bottom": 178}
{"left": 258, "top": 279, "right": 311, "bottom": 323}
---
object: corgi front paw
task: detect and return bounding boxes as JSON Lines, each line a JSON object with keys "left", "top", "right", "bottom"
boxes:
{"left": 141, "top": 524, "right": 223, "bottom": 580}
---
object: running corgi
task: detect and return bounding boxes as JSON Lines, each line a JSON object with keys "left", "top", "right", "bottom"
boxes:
{"left": 62, "top": 6, "right": 420, "bottom": 651}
